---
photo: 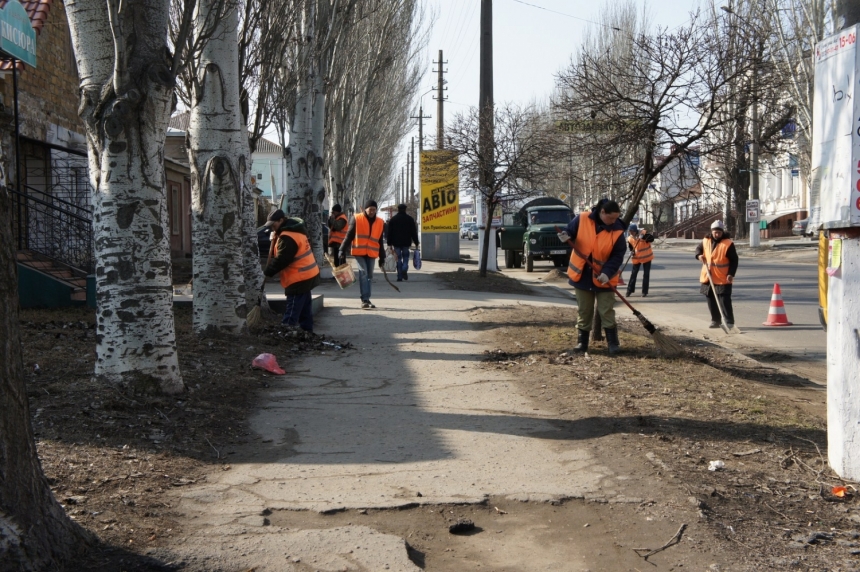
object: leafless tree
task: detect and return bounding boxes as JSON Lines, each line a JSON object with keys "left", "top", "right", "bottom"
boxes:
{"left": 448, "top": 103, "right": 560, "bottom": 276}
{"left": 555, "top": 5, "right": 771, "bottom": 229}
{"left": 324, "top": 0, "right": 427, "bottom": 211}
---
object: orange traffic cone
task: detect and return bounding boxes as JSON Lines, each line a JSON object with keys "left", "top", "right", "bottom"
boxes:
{"left": 762, "top": 283, "right": 793, "bottom": 326}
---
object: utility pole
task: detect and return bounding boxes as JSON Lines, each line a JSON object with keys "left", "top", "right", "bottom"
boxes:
{"left": 749, "top": 38, "right": 761, "bottom": 248}
{"left": 411, "top": 107, "right": 432, "bottom": 153}
{"left": 434, "top": 50, "right": 448, "bottom": 149}
{"left": 410, "top": 137, "right": 416, "bottom": 205}
{"left": 824, "top": 0, "right": 860, "bottom": 481}
{"left": 478, "top": 0, "right": 497, "bottom": 274}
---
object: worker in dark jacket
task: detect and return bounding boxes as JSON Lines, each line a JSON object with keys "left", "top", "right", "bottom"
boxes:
{"left": 695, "top": 219, "right": 739, "bottom": 329}
{"left": 263, "top": 209, "right": 321, "bottom": 332}
{"left": 557, "top": 198, "right": 627, "bottom": 355}
{"left": 385, "top": 203, "right": 420, "bottom": 281}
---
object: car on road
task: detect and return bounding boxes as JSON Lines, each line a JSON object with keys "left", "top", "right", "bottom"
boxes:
{"left": 460, "top": 223, "right": 478, "bottom": 240}
{"left": 792, "top": 217, "right": 810, "bottom": 237}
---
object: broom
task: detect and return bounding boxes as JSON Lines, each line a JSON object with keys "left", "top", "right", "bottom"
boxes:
{"left": 556, "top": 228, "right": 684, "bottom": 357}
{"left": 247, "top": 279, "right": 266, "bottom": 329}
{"left": 248, "top": 237, "right": 276, "bottom": 329}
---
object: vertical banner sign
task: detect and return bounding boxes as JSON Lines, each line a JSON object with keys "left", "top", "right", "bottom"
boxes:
{"left": 420, "top": 150, "right": 459, "bottom": 233}
{"left": 0, "top": 0, "right": 36, "bottom": 68}
{"left": 811, "top": 24, "right": 859, "bottom": 228}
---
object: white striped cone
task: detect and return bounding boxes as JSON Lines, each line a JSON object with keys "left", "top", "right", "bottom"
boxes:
{"left": 762, "top": 283, "right": 793, "bottom": 326}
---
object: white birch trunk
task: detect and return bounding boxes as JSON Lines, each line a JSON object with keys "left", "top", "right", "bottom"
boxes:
{"left": 187, "top": 1, "right": 247, "bottom": 334}
{"left": 67, "top": 0, "right": 183, "bottom": 393}
{"left": 287, "top": 74, "right": 327, "bottom": 263}
{"left": 241, "top": 182, "right": 265, "bottom": 310}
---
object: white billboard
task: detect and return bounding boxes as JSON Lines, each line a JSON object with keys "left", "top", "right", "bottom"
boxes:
{"left": 811, "top": 25, "right": 860, "bottom": 228}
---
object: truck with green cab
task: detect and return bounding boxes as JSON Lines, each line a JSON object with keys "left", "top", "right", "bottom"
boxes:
{"left": 498, "top": 197, "right": 574, "bottom": 272}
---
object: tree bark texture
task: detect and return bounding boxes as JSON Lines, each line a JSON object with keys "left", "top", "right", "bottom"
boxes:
{"left": 67, "top": 0, "right": 184, "bottom": 393}
{"left": 1, "top": 186, "right": 92, "bottom": 570}
{"left": 187, "top": 1, "right": 248, "bottom": 334}
{"left": 287, "top": 75, "right": 326, "bottom": 265}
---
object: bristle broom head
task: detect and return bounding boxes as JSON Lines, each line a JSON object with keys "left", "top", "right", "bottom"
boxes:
{"left": 652, "top": 330, "right": 684, "bottom": 357}
{"left": 247, "top": 304, "right": 264, "bottom": 329}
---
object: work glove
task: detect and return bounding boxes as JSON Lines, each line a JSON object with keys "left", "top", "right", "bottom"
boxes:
{"left": 596, "top": 273, "right": 610, "bottom": 284}
{"left": 338, "top": 250, "right": 346, "bottom": 261}
{"left": 378, "top": 258, "right": 385, "bottom": 269}
{"left": 557, "top": 231, "right": 571, "bottom": 243}
{"left": 643, "top": 233, "right": 655, "bottom": 243}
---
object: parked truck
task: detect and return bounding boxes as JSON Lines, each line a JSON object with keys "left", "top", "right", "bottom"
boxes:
{"left": 498, "top": 197, "right": 574, "bottom": 272}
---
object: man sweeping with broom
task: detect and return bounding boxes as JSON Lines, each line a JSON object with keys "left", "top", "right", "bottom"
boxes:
{"left": 261, "top": 209, "right": 321, "bottom": 333}
{"left": 557, "top": 198, "right": 627, "bottom": 355}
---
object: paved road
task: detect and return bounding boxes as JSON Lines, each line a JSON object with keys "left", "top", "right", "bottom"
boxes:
{"left": 460, "top": 237, "right": 826, "bottom": 383}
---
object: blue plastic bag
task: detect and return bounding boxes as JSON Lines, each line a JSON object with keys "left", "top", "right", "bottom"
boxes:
{"left": 412, "top": 248, "right": 422, "bottom": 270}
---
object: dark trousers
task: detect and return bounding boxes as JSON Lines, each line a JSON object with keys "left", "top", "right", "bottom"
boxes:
{"left": 329, "top": 242, "right": 345, "bottom": 266}
{"left": 283, "top": 290, "right": 314, "bottom": 332}
{"left": 705, "top": 284, "right": 734, "bottom": 324}
{"left": 393, "top": 246, "right": 411, "bottom": 280}
{"left": 626, "top": 261, "right": 651, "bottom": 296}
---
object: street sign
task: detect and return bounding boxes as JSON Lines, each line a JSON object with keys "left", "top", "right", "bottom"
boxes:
{"left": 0, "top": 0, "right": 36, "bottom": 68}
{"left": 745, "top": 200, "right": 760, "bottom": 223}
{"left": 558, "top": 193, "right": 568, "bottom": 202}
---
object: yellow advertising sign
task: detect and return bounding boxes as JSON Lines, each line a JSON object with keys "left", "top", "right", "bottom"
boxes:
{"left": 420, "top": 150, "right": 459, "bottom": 233}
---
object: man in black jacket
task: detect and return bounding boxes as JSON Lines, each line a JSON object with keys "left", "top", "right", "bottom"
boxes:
{"left": 263, "top": 210, "right": 321, "bottom": 332}
{"left": 385, "top": 204, "right": 420, "bottom": 281}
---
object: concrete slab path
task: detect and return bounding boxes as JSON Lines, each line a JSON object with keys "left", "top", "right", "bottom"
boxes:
{"left": 169, "top": 259, "right": 636, "bottom": 571}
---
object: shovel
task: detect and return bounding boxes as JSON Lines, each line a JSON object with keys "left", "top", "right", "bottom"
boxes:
{"left": 702, "top": 263, "right": 740, "bottom": 335}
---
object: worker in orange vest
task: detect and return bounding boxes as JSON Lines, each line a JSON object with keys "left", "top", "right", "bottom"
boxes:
{"left": 340, "top": 199, "right": 387, "bottom": 309}
{"left": 557, "top": 198, "right": 627, "bottom": 355}
{"left": 695, "top": 220, "right": 738, "bottom": 329}
{"left": 625, "top": 224, "right": 654, "bottom": 298}
{"left": 263, "top": 209, "right": 321, "bottom": 332}
{"left": 327, "top": 204, "right": 348, "bottom": 266}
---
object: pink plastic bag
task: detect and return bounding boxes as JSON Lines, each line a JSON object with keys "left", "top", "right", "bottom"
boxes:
{"left": 251, "top": 353, "right": 285, "bottom": 375}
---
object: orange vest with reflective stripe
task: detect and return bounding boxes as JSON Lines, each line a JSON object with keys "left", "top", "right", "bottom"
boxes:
{"left": 276, "top": 230, "right": 320, "bottom": 288}
{"left": 351, "top": 213, "right": 384, "bottom": 258}
{"left": 628, "top": 234, "right": 654, "bottom": 264}
{"left": 329, "top": 213, "right": 348, "bottom": 244}
{"left": 567, "top": 212, "right": 624, "bottom": 288}
{"left": 700, "top": 237, "right": 733, "bottom": 285}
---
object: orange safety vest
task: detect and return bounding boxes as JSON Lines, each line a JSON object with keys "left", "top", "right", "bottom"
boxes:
{"left": 628, "top": 233, "right": 654, "bottom": 264}
{"left": 275, "top": 230, "right": 320, "bottom": 288}
{"left": 329, "top": 213, "right": 348, "bottom": 244}
{"left": 700, "top": 237, "right": 733, "bottom": 285}
{"left": 351, "top": 213, "right": 384, "bottom": 258}
{"left": 567, "top": 212, "right": 624, "bottom": 288}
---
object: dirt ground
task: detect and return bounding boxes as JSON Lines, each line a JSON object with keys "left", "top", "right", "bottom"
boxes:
{"left": 19, "top": 305, "right": 352, "bottom": 571}
{"left": 477, "top": 305, "right": 860, "bottom": 571}
{"left": 17, "top": 270, "right": 858, "bottom": 571}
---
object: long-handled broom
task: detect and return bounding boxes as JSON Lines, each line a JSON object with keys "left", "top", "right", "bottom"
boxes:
{"left": 702, "top": 262, "right": 741, "bottom": 335}
{"left": 248, "top": 237, "right": 275, "bottom": 329}
{"left": 556, "top": 228, "right": 684, "bottom": 357}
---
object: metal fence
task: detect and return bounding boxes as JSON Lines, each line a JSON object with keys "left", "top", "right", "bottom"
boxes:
{"left": 11, "top": 140, "right": 93, "bottom": 274}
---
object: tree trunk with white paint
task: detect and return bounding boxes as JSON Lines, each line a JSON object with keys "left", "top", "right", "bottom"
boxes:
{"left": 287, "top": 74, "right": 325, "bottom": 264}
{"left": 187, "top": 1, "right": 248, "bottom": 334}
{"left": 67, "top": 0, "right": 184, "bottom": 393}
{"left": 241, "top": 185, "right": 265, "bottom": 310}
